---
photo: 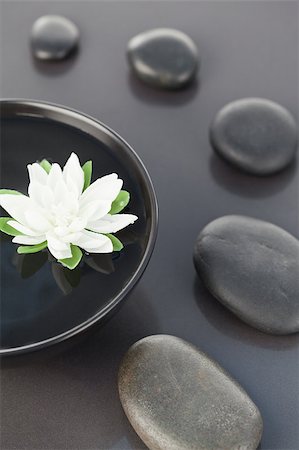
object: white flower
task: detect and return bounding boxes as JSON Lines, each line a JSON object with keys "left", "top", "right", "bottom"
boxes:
{"left": 0, "top": 153, "right": 138, "bottom": 261}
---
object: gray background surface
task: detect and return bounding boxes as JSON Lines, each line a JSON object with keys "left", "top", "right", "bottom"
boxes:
{"left": 0, "top": 1, "right": 298, "bottom": 449}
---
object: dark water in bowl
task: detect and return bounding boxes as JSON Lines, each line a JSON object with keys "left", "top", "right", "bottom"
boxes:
{"left": 0, "top": 116, "right": 148, "bottom": 350}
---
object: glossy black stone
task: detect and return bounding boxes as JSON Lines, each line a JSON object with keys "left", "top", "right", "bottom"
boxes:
{"left": 0, "top": 100, "right": 158, "bottom": 355}
{"left": 194, "top": 215, "right": 299, "bottom": 335}
{"left": 127, "top": 28, "right": 198, "bottom": 89}
{"left": 119, "top": 335, "right": 263, "bottom": 450}
{"left": 210, "top": 98, "right": 298, "bottom": 175}
{"left": 31, "top": 15, "right": 79, "bottom": 60}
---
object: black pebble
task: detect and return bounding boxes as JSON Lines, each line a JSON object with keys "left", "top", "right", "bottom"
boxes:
{"left": 210, "top": 98, "right": 297, "bottom": 175}
{"left": 194, "top": 215, "right": 299, "bottom": 335}
{"left": 31, "top": 15, "right": 79, "bottom": 61}
{"left": 127, "top": 28, "right": 199, "bottom": 89}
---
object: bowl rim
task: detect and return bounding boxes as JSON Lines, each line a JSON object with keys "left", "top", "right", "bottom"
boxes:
{"left": 0, "top": 98, "right": 159, "bottom": 356}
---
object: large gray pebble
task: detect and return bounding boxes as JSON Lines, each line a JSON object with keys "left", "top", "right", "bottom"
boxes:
{"left": 194, "top": 215, "right": 299, "bottom": 334}
{"left": 119, "top": 334, "right": 263, "bottom": 450}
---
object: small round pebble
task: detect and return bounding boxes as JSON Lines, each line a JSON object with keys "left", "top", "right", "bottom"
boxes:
{"left": 31, "top": 15, "right": 79, "bottom": 61}
{"left": 127, "top": 28, "right": 199, "bottom": 89}
{"left": 119, "top": 335, "right": 263, "bottom": 450}
{"left": 210, "top": 98, "right": 298, "bottom": 175}
{"left": 194, "top": 215, "right": 299, "bottom": 335}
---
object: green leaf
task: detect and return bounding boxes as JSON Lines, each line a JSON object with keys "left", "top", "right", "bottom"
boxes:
{"left": 106, "top": 233, "right": 124, "bottom": 252}
{"left": 17, "top": 241, "right": 48, "bottom": 254}
{"left": 59, "top": 245, "right": 83, "bottom": 270}
{"left": 0, "top": 217, "right": 23, "bottom": 236}
{"left": 82, "top": 161, "right": 92, "bottom": 191}
{"left": 39, "top": 159, "right": 52, "bottom": 173}
{"left": 109, "top": 190, "right": 130, "bottom": 214}
{"left": 0, "top": 189, "right": 22, "bottom": 195}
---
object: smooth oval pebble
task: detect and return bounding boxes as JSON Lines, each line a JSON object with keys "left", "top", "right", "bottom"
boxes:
{"left": 127, "top": 28, "right": 198, "bottom": 89}
{"left": 118, "top": 335, "right": 263, "bottom": 450}
{"left": 31, "top": 15, "right": 79, "bottom": 61}
{"left": 194, "top": 215, "right": 299, "bottom": 334}
{"left": 210, "top": 98, "right": 298, "bottom": 175}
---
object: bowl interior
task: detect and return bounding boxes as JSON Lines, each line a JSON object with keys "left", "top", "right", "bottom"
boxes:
{"left": 0, "top": 100, "right": 157, "bottom": 355}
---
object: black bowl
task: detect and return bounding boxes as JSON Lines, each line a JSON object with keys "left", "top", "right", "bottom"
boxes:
{"left": 0, "top": 99, "right": 158, "bottom": 356}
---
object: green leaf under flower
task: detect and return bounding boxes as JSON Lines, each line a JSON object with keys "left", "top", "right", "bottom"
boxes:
{"left": 106, "top": 233, "right": 124, "bottom": 251}
{"left": 39, "top": 159, "right": 52, "bottom": 173}
{"left": 59, "top": 245, "right": 83, "bottom": 270}
{"left": 110, "top": 190, "right": 130, "bottom": 215}
{"left": 82, "top": 160, "right": 92, "bottom": 191}
{"left": 17, "top": 241, "right": 48, "bottom": 254}
{"left": 0, "top": 217, "right": 23, "bottom": 236}
{"left": 0, "top": 189, "right": 22, "bottom": 195}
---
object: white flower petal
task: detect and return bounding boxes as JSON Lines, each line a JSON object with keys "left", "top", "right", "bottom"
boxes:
{"left": 29, "top": 183, "right": 55, "bottom": 210}
{"left": 65, "top": 191, "right": 80, "bottom": 216}
{"left": 12, "top": 235, "right": 45, "bottom": 245}
{"left": 47, "top": 234, "right": 70, "bottom": 251}
{"left": 47, "top": 234, "right": 72, "bottom": 259}
{"left": 0, "top": 194, "right": 33, "bottom": 226}
{"left": 24, "top": 210, "right": 51, "bottom": 233}
{"left": 53, "top": 226, "right": 69, "bottom": 237}
{"left": 63, "top": 152, "right": 84, "bottom": 197}
{"left": 60, "top": 232, "right": 81, "bottom": 243}
{"left": 28, "top": 182, "right": 45, "bottom": 207}
{"left": 54, "top": 179, "right": 69, "bottom": 204}
{"left": 47, "top": 163, "right": 63, "bottom": 190}
{"left": 7, "top": 220, "right": 41, "bottom": 237}
{"left": 79, "top": 200, "right": 111, "bottom": 222}
{"left": 80, "top": 173, "right": 123, "bottom": 207}
{"left": 68, "top": 217, "right": 87, "bottom": 232}
{"left": 42, "top": 185, "right": 55, "bottom": 207}
{"left": 87, "top": 214, "right": 138, "bottom": 234}
{"left": 49, "top": 246, "right": 72, "bottom": 260}
{"left": 27, "top": 163, "right": 48, "bottom": 185}
{"left": 72, "top": 230, "right": 113, "bottom": 253}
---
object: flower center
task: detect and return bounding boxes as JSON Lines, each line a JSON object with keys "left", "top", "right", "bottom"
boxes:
{"left": 48, "top": 203, "right": 86, "bottom": 237}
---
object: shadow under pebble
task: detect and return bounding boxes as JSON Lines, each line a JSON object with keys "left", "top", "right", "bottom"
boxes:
{"left": 209, "top": 153, "right": 297, "bottom": 199}
{"left": 127, "top": 71, "right": 200, "bottom": 107}
{"left": 31, "top": 48, "right": 79, "bottom": 76}
{"left": 193, "top": 277, "right": 299, "bottom": 351}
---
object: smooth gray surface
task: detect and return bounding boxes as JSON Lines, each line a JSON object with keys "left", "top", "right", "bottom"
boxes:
{"left": 118, "top": 335, "right": 263, "bottom": 450}
{"left": 193, "top": 215, "right": 299, "bottom": 335}
{"left": 0, "top": 1, "right": 298, "bottom": 450}
{"left": 210, "top": 98, "right": 298, "bottom": 175}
